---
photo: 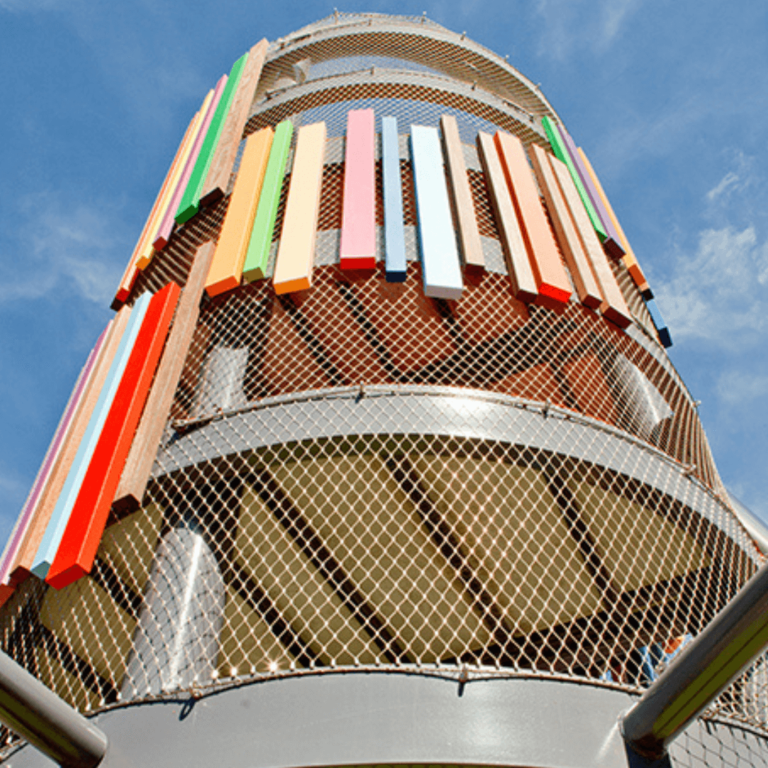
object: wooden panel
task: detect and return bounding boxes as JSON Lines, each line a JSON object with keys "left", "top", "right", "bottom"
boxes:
{"left": 476, "top": 131, "right": 537, "bottom": 302}
{"left": 410, "top": 125, "right": 463, "bottom": 301}
{"left": 550, "top": 152, "right": 632, "bottom": 329}
{"left": 558, "top": 128, "right": 624, "bottom": 259}
{"left": 176, "top": 53, "right": 249, "bottom": 225}
{"left": 46, "top": 284, "right": 181, "bottom": 590}
{"left": 242, "top": 120, "right": 294, "bottom": 282}
{"left": 441, "top": 115, "right": 484, "bottom": 273}
{"left": 495, "top": 131, "right": 571, "bottom": 307}
{"left": 340, "top": 109, "right": 376, "bottom": 269}
{"left": 154, "top": 78, "right": 226, "bottom": 251}
{"left": 529, "top": 144, "right": 602, "bottom": 309}
{"left": 381, "top": 116, "right": 406, "bottom": 282}
{"left": 136, "top": 97, "right": 211, "bottom": 263}
{"left": 114, "top": 109, "right": 200, "bottom": 305}
{"left": 0, "top": 328, "right": 108, "bottom": 605}
{"left": 205, "top": 128, "right": 274, "bottom": 297}
{"left": 114, "top": 240, "right": 217, "bottom": 512}
{"left": 577, "top": 147, "right": 650, "bottom": 292}
{"left": 11, "top": 308, "right": 132, "bottom": 582}
{"left": 30, "top": 294, "right": 152, "bottom": 579}
{"left": 542, "top": 116, "right": 607, "bottom": 242}
{"left": 273, "top": 122, "right": 326, "bottom": 295}
{"left": 201, "top": 40, "right": 268, "bottom": 206}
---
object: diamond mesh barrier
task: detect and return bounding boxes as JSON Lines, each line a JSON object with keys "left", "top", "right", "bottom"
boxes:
{"left": 0, "top": 404, "right": 760, "bottom": 718}
{"left": 1, "top": 13, "right": 766, "bottom": 756}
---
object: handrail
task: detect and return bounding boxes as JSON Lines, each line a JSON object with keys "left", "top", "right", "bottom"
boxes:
{"left": 0, "top": 649, "right": 107, "bottom": 767}
{"left": 622, "top": 561, "right": 768, "bottom": 758}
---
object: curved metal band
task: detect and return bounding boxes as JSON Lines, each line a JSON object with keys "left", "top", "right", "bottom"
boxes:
{"left": 155, "top": 385, "right": 758, "bottom": 566}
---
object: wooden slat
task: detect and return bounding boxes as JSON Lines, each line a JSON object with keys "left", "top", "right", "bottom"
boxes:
{"left": 153, "top": 79, "right": 226, "bottom": 251}
{"left": 440, "top": 114, "right": 484, "bottom": 273}
{"left": 46, "top": 284, "right": 181, "bottom": 590}
{"left": 273, "top": 122, "right": 326, "bottom": 295}
{"left": 495, "top": 131, "right": 571, "bottom": 307}
{"left": 551, "top": 153, "right": 632, "bottom": 328}
{"left": 558, "top": 128, "right": 624, "bottom": 259}
{"left": 577, "top": 147, "right": 650, "bottom": 293}
{"left": 340, "top": 109, "right": 376, "bottom": 269}
{"left": 645, "top": 298, "right": 672, "bottom": 348}
{"left": 542, "top": 116, "right": 607, "bottom": 242}
{"left": 135, "top": 105, "right": 208, "bottom": 270}
{"left": 529, "top": 144, "right": 602, "bottom": 309}
{"left": 11, "top": 309, "right": 132, "bottom": 583}
{"left": 114, "top": 241, "right": 217, "bottom": 511}
{"left": 476, "top": 131, "right": 537, "bottom": 302}
{"left": 30, "top": 295, "right": 152, "bottom": 579}
{"left": 176, "top": 54, "right": 249, "bottom": 225}
{"left": 242, "top": 120, "right": 294, "bottom": 282}
{"left": 411, "top": 125, "right": 463, "bottom": 301}
{"left": 113, "top": 110, "right": 200, "bottom": 306}
{"left": 205, "top": 127, "right": 274, "bottom": 297}
{"left": 200, "top": 39, "right": 268, "bottom": 206}
{"left": 0, "top": 329, "right": 108, "bottom": 605}
{"left": 381, "top": 116, "right": 406, "bottom": 282}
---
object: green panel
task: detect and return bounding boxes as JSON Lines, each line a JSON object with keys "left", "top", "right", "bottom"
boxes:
{"left": 175, "top": 52, "right": 249, "bottom": 224}
{"left": 542, "top": 116, "right": 606, "bottom": 241}
{"left": 243, "top": 119, "right": 294, "bottom": 282}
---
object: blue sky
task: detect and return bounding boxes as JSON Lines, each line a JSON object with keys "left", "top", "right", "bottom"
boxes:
{"left": 0, "top": 0, "right": 766, "bottom": 547}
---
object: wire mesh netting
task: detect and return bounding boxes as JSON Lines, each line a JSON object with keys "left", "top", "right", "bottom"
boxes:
{"left": 170, "top": 264, "right": 717, "bottom": 489}
{"left": 264, "top": 13, "right": 554, "bottom": 120}
{"left": 0, "top": 408, "right": 761, "bottom": 718}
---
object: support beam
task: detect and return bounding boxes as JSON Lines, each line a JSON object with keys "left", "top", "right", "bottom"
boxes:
{"left": 622, "top": 561, "right": 768, "bottom": 759}
{"left": 0, "top": 649, "right": 107, "bottom": 768}
{"left": 114, "top": 241, "right": 217, "bottom": 511}
{"left": 440, "top": 114, "right": 484, "bottom": 273}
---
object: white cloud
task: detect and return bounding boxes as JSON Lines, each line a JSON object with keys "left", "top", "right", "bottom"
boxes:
{"left": 654, "top": 225, "right": 768, "bottom": 346}
{"left": 706, "top": 171, "right": 740, "bottom": 203}
{"left": 716, "top": 370, "right": 768, "bottom": 406}
{"left": 705, "top": 153, "right": 758, "bottom": 207}
{"left": 535, "top": 0, "right": 642, "bottom": 59}
{"left": 0, "top": 194, "right": 127, "bottom": 306}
